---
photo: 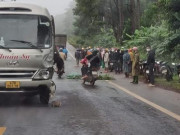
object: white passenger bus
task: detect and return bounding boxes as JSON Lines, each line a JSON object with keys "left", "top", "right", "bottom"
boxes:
{"left": 0, "top": 2, "right": 56, "bottom": 104}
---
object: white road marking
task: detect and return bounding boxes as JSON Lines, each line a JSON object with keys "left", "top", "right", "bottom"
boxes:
{"left": 107, "top": 80, "right": 180, "bottom": 121}
{"left": 67, "top": 48, "right": 76, "bottom": 60}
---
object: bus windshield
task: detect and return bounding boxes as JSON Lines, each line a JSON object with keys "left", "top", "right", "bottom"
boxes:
{"left": 0, "top": 14, "right": 51, "bottom": 49}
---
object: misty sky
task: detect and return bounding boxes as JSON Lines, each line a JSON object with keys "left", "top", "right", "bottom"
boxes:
{"left": 16, "top": 0, "right": 74, "bottom": 15}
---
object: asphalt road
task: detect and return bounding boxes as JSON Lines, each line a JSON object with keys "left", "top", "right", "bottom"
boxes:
{"left": 0, "top": 44, "right": 180, "bottom": 135}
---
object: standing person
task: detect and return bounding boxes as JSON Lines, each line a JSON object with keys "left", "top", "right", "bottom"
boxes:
{"left": 123, "top": 50, "right": 130, "bottom": 78}
{"left": 109, "top": 48, "right": 116, "bottom": 72}
{"left": 54, "top": 47, "right": 64, "bottom": 75}
{"left": 80, "top": 57, "right": 88, "bottom": 79}
{"left": 147, "top": 46, "right": 155, "bottom": 86}
{"left": 86, "top": 50, "right": 101, "bottom": 68}
{"left": 103, "top": 49, "right": 109, "bottom": 73}
{"left": 87, "top": 49, "right": 92, "bottom": 56}
{"left": 59, "top": 48, "right": 66, "bottom": 61}
{"left": 75, "top": 49, "right": 81, "bottom": 67}
{"left": 128, "top": 48, "right": 134, "bottom": 75}
{"left": 63, "top": 47, "right": 68, "bottom": 59}
{"left": 119, "top": 48, "right": 124, "bottom": 73}
{"left": 81, "top": 48, "right": 86, "bottom": 59}
{"left": 101, "top": 48, "right": 105, "bottom": 68}
{"left": 114, "top": 49, "right": 121, "bottom": 74}
{"left": 131, "top": 47, "right": 140, "bottom": 84}
{"left": 109, "top": 49, "right": 113, "bottom": 62}
{"left": 97, "top": 48, "right": 102, "bottom": 66}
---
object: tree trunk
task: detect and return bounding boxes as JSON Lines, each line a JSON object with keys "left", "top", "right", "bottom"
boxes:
{"left": 136, "top": 0, "right": 141, "bottom": 29}
{"left": 109, "top": 0, "right": 118, "bottom": 42}
{"left": 114, "top": 0, "right": 121, "bottom": 43}
{"left": 119, "top": 0, "right": 124, "bottom": 44}
{"left": 130, "top": 0, "right": 136, "bottom": 34}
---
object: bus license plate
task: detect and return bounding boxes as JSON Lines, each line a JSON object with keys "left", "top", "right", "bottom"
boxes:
{"left": 6, "top": 81, "right": 20, "bottom": 88}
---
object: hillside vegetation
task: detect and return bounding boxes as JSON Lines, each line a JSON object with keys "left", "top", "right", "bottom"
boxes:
{"left": 68, "top": 0, "right": 180, "bottom": 62}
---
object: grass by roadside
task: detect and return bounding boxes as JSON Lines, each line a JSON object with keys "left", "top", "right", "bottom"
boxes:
{"left": 98, "top": 74, "right": 114, "bottom": 80}
{"left": 155, "top": 75, "right": 180, "bottom": 92}
{"left": 140, "top": 75, "right": 180, "bottom": 92}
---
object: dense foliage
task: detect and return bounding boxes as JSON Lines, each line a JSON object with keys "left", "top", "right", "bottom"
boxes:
{"left": 69, "top": 0, "right": 180, "bottom": 62}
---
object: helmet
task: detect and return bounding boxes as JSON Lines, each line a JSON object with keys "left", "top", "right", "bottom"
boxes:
{"left": 128, "top": 48, "right": 132, "bottom": 52}
{"left": 133, "top": 47, "right": 138, "bottom": 51}
{"left": 59, "top": 48, "right": 63, "bottom": 52}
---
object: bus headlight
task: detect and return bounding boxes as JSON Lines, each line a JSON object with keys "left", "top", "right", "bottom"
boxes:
{"left": 41, "top": 70, "right": 50, "bottom": 79}
{"left": 43, "top": 53, "right": 54, "bottom": 68}
{"left": 33, "top": 69, "right": 50, "bottom": 80}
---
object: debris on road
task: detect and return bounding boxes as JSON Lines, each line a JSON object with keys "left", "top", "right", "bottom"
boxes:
{"left": 67, "top": 72, "right": 81, "bottom": 79}
{"left": 49, "top": 95, "right": 61, "bottom": 108}
{"left": 67, "top": 72, "right": 114, "bottom": 80}
{"left": 51, "top": 100, "right": 61, "bottom": 108}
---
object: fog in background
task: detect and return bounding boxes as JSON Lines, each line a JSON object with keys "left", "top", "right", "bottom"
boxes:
{"left": 16, "top": 0, "right": 75, "bottom": 35}
{"left": 54, "top": 1, "right": 76, "bottom": 35}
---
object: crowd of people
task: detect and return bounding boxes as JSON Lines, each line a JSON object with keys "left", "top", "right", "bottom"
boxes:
{"left": 75, "top": 46, "right": 155, "bottom": 87}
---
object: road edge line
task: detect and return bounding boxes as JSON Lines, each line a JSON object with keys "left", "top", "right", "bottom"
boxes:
{"left": 107, "top": 80, "right": 180, "bottom": 121}
{"left": 67, "top": 48, "right": 76, "bottom": 60}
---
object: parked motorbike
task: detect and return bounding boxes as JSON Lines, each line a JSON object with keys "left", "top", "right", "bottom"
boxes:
{"left": 82, "top": 67, "right": 99, "bottom": 86}
{"left": 178, "top": 65, "right": 180, "bottom": 83}
{"left": 171, "top": 63, "right": 180, "bottom": 83}
{"left": 140, "top": 60, "right": 173, "bottom": 82}
{"left": 155, "top": 61, "right": 173, "bottom": 81}
{"left": 140, "top": 61, "right": 150, "bottom": 83}
{"left": 139, "top": 60, "right": 145, "bottom": 75}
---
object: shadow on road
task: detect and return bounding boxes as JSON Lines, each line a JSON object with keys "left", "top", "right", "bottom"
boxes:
{"left": 0, "top": 95, "right": 48, "bottom": 107}
{"left": 81, "top": 83, "right": 99, "bottom": 90}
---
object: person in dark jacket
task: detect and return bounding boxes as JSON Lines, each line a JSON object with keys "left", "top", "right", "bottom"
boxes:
{"left": 119, "top": 49, "right": 124, "bottom": 73}
{"left": 75, "top": 49, "right": 81, "bottom": 66}
{"left": 81, "top": 48, "right": 86, "bottom": 59}
{"left": 123, "top": 50, "right": 131, "bottom": 78}
{"left": 146, "top": 46, "right": 155, "bottom": 87}
{"left": 54, "top": 47, "right": 64, "bottom": 74}
{"left": 81, "top": 50, "right": 100, "bottom": 79}
{"left": 86, "top": 50, "right": 100, "bottom": 68}
{"left": 114, "top": 49, "right": 121, "bottom": 74}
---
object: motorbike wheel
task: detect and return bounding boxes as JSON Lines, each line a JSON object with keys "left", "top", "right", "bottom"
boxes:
{"left": 143, "top": 71, "right": 149, "bottom": 83}
{"left": 165, "top": 73, "right": 173, "bottom": 82}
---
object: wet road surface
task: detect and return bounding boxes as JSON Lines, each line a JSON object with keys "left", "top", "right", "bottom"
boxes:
{"left": 0, "top": 44, "right": 180, "bottom": 135}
